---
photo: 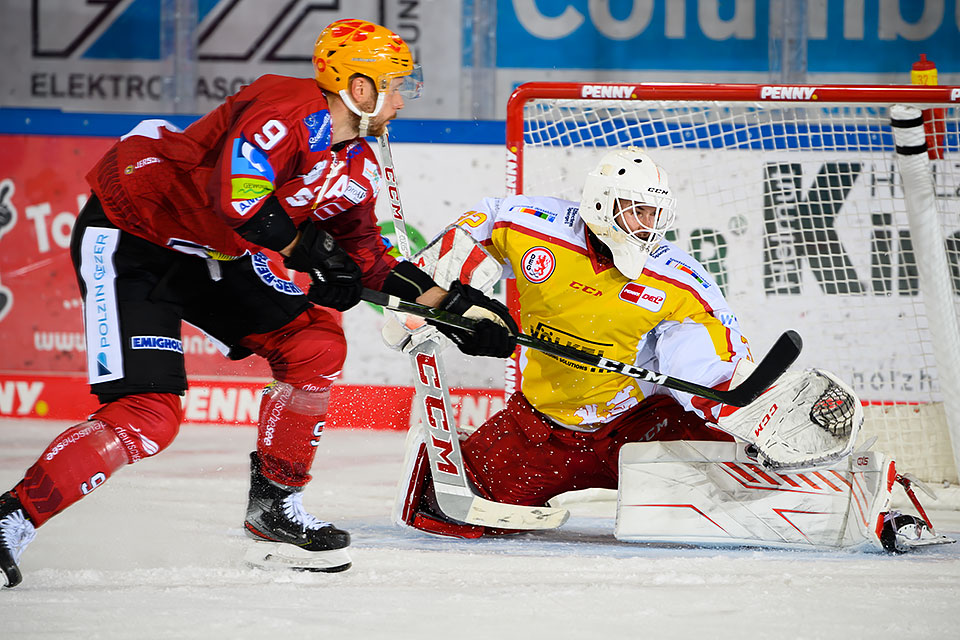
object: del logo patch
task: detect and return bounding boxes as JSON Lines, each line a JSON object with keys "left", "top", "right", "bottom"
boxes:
{"left": 520, "top": 247, "right": 555, "bottom": 283}
{"left": 619, "top": 283, "right": 666, "bottom": 312}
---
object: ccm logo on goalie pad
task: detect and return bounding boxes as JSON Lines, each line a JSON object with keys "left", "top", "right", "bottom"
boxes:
{"left": 754, "top": 403, "right": 779, "bottom": 438}
{"left": 619, "top": 283, "right": 665, "bottom": 311}
{"left": 415, "top": 351, "right": 461, "bottom": 477}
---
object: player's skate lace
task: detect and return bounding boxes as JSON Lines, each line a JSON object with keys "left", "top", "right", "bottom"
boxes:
{"left": 1, "top": 509, "right": 36, "bottom": 563}
{"left": 1, "top": 494, "right": 37, "bottom": 588}
{"left": 281, "top": 492, "right": 330, "bottom": 531}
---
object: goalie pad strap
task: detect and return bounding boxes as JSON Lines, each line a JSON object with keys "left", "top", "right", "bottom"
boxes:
{"left": 382, "top": 260, "right": 438, "bottom": 301}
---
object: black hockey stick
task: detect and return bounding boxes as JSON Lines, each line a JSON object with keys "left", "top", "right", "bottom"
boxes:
{"left": 363, "top": 288, "right": 802, "bottom": 407}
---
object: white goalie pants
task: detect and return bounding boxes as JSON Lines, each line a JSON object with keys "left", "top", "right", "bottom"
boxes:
{"left": 615, "top": 441, "right": 894, "bottom": 551}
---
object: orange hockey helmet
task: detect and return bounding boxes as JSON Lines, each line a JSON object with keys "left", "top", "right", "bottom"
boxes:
{"left": 313, "top": 18, "right": 422, "bottom": 110}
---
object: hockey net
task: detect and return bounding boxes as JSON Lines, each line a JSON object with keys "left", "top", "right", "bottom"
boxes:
{"left": 505, "top": 82, "right": 960, "bottom": 487}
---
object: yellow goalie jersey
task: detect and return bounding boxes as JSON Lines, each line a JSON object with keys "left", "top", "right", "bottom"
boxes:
{"left": 455, "top": 195, "right": 752, "bottom": 430}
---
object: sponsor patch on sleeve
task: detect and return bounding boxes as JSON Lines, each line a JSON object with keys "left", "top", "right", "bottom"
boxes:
{"left": 510, "top": 205, "right": 557, "bottom": 222}
{"left": 230, "top": 136, "right": 276, "bottom": 182}
{"left": 231, "top": 195, "right": 267, "bottom": 216}
{"left": 343, "top": 179, "right": 368, "bottom": 204}
{"left": 231, "top": 177, "right": 274, "bottom": 199}
{"left": 131, "top": 336, "right": 184, "bottom": 353}
{"left": 665, "top": 258, "right": 710, "bottom": 289}
{"left": 362, "top": 157, "right": 381, "bottom": 197}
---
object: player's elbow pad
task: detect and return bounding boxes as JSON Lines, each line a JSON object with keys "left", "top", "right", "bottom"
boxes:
{"left": 235, "top": 194, "right": 298, "bottom": 252}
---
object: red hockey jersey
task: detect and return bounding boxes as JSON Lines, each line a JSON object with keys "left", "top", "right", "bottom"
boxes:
{"left": 86, "top": 74, "right": 397, "bottom": 286}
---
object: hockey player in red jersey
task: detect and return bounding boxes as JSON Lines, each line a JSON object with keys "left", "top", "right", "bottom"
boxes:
{"left": 0, "top": 18, "right": 516, "bottom": 587}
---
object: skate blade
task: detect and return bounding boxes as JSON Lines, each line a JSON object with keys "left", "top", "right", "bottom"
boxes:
{"left": 244, "top": 543, "right": 352, "bottom": 573}
{"left": 898, "top": 533, "right": 956, "bottom": 550}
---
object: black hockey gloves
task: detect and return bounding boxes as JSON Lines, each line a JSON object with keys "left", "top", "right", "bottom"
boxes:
{"left": 284, "top": 223, "right": 363, "bottom": 311}
{"left": 432, "top": 280, "right": 518, "bottom": 358}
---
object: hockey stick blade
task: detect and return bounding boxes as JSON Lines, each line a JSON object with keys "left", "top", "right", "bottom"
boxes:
{"left": 365, "top": 288, "right": 802, "bottom": 407}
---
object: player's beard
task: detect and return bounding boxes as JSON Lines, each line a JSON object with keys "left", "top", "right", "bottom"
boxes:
{"left": 348, "top": 94, "right": 392, "bottom": 137}
{"left": 363, "top": 112, "right": 391, "bottom": 137}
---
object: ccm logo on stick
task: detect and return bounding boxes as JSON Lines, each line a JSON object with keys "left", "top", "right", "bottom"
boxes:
{"left": 414, "top": 351, "right": 460, "bottom": 476}
{"left": 619, "top": 283, "right": 666, "bottom": 311}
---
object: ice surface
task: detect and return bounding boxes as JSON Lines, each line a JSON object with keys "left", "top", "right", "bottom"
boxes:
{"left": 2, "top": 420, "right": 959, "bottom": 639}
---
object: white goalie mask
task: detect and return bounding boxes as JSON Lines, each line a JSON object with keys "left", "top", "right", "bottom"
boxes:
{"left": 578, "top": 147, "right": 677, "bottom": 279}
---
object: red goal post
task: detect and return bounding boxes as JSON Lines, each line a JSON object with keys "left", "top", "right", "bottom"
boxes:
{"left": 504, "top": 81, "right": 960, "bottom": 485}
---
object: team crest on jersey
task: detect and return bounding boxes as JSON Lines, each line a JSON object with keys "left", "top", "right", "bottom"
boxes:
{"left": 520, "top": 247, "right": 556, "bottom": 283}
{"left": 251, "top": 253, "right": 303, "bottom": 295}
{"left": 619, "top": 283, "right": 666, "bottom": 312}
{"left": 303, "top": 110, "right": 332, "bottom": 152}
{"left": 511, "top": 205, "right": 557, "bottom": 222}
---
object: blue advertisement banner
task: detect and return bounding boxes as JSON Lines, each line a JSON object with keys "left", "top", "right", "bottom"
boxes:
{"left": 496, "top": 0, "right": 960, "bottom": 73}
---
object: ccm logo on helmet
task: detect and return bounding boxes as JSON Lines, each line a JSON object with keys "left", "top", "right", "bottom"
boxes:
{"left": 619, "top": 283, "right": 665, "bottom": 311}
{"left": 951, "top": 88, "right": 960, "bottom": 101}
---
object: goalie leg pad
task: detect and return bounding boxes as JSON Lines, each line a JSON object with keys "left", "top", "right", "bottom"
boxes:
{"left": 392, "top": 424, "right": 488, "bottom": 539}
{"left": 615, "top": 440, "right": 893, "bottom": 551}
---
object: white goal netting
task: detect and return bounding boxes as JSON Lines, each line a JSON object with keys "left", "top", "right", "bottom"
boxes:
{"left": 507, "top": 83, "right": 960, "bottom": 485}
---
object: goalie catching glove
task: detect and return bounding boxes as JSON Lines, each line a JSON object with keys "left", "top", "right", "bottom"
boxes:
{"left": 716, "top": 365, "right": 863, "bottom": 470}
{"left": 284, "top": 223, "right": 363, "bottom": 311}
{"left": 431, "top": 280, "right": 518, "bottom": 358}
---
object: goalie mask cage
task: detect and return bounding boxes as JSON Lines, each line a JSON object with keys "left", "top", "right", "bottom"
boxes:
{"left": 505, "top": 82, "right": 960, "bottom": 486}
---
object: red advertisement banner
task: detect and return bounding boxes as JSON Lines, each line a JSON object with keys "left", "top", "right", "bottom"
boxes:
{"left": 0, "top": 374, "right": 504, "bottom": 431}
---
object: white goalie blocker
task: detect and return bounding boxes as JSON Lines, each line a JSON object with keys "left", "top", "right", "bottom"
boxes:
{"left": 615, "top": 440, "right": 893, "bottom": 551}
{"left": 382, "top": 224, "right": 503, "bottom": 353}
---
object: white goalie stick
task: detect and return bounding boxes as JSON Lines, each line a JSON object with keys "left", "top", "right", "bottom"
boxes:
{"left": 363, "top": 288, "right": 802, "bottom": 408}
{"left": 378, "top": 131, "right": 568, "bottom": 530}
{"left": 409, "top": 338, "right": 570, "bottom": 529}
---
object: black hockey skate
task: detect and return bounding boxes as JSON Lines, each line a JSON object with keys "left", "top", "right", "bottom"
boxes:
{"left": 1, "top": 491, "right": 37, "bottom": 588}
{"left": 243, "top": 453, "right": 351, "bottom": 572}
{"left": 880, "top": 511, "right": 955, "bottom": 553}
